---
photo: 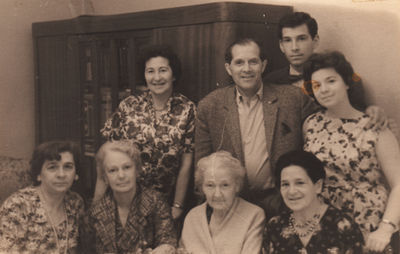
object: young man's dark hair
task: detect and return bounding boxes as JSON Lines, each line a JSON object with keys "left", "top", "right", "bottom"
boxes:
{"left": 278, "top": 12, "right": 318, "bottom": 40}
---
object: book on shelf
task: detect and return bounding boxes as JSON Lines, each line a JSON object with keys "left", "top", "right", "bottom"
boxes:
{"left": 83, "top": 93, "right": 95, "bottom": 138}
{"left": 118, "top": 88, "right": 131, "bottom": 101}
{"left": 100, "top": 87, "right": 112, "bottom": 124}
{"left": 83, "top": 138, "right": 96, "bottom": 157}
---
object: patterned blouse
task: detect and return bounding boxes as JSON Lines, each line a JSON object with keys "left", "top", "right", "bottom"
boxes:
{"left": 81, "top": 187, "right": 177, "bottom": 253}
{"left": 0, "top": 186, "right": 85, "bottom": 253}
{"left": 101, "top": 91, "right": 196, "bottom": 202}
{"left": 263, "top": 205, "right": 364, "bottom": 254}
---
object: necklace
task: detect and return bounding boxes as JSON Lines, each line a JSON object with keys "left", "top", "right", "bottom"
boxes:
{"left": 39, "top": 188, "right": 69, "bottom": 254}
{"left": 289, "top": 207, "right": 323, "bottom": 238}
{"left": 289, "top": 214, "right": 320, "bottom": 237}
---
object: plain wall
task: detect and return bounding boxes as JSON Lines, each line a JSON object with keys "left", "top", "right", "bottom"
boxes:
{"left": 0, "top": 0, "right": 399, "bottom": 159}
{"left": 0, "top": 0, "right": 93, "bottom": 159}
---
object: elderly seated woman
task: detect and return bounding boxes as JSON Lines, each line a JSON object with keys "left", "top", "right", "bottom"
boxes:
{"left": 0, "top": 141, "right": 85, "bottom": 253}
{"left": 180, "top": 151, "right": 265, "bottom": 254}
{"left": 81, "top": 140, "right": 177, "bottom": 253}
{"left": 263, "top": 150, "right": 364, "bottom": 253}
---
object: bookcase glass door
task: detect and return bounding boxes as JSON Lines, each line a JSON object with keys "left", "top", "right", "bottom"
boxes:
{"left": 78, "top": 33, "right": 152, "bottom": 198}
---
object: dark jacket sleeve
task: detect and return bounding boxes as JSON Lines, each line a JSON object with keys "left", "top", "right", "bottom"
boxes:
{"left": 300, "top": 91, "right": 321, "bottom": 123}
{"left": 194, "top": 96, "right": 215, "bottom": 166}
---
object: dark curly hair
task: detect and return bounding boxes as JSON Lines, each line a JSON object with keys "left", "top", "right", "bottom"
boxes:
{"left": 275, "top": 150, "right": 325, "bottom": 188}
{"left": 137, "top": 44, "right": 181, "bottom": 85}
{"left": 278, "top": 12, "right": 318, "bottom": 40}
{"left": 302, "top": 51, "right": 361, "bottom": 107}
{"left": 30, "top": 141, "right": 80, "bottom": 186}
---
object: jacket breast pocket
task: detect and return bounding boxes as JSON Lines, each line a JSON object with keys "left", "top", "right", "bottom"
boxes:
{"left": 281, "top": 122, "right": 292, "bottom": 136}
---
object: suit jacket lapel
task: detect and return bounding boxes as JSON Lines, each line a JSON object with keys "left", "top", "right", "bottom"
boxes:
{"left": 223, "top": 86, "right": 244, "bottom": 164}
{"left": 262, "top": 85, "right": 278, "bottom": 154}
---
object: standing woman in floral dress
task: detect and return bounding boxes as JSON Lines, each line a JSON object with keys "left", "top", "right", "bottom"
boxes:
{"left": 98, "top": 44, "right": 196, "bottom": 221}
{"left": 302, "top": 51, "right": 400, "bottom": 253}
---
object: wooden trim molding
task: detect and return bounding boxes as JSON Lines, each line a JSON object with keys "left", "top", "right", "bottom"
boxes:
{"left": 32, "top": 2, "right": 292, "bottom": 37}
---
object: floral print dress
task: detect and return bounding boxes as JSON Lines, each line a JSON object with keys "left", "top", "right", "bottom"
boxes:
{"left": 263, "top": 205, "right": 363, "bottom": 253}
{"left": 0, "top": 186, "right": 85, "bottom": 253}
{"left": 101, "top": 91, "right": 196, "bottom": 202}
{"left": 303, "top": 111, "right": 389, "bottom": 240}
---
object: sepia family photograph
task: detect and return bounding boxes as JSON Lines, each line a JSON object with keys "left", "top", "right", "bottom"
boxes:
{"left": 0, "top": 0, "right": 400, "bottom": 253}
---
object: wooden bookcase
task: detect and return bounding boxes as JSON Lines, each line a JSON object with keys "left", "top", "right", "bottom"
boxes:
{"left": 32, "top": 2, "right": 292, "bottom": 200}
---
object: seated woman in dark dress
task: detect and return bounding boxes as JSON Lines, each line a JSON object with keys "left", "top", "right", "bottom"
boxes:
{"left": 81, "top": 140, "right": 177, "bottom": 253}
{"left": 263, "top": 150, "right": 363, "bottom": 253}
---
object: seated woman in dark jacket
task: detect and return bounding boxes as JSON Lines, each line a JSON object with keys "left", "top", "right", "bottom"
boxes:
{"left": 81, "top": 140, "right": 177, "bottom": 253}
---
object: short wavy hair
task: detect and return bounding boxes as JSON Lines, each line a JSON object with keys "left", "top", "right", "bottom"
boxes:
{"left": 275, "top": 150, "right": 325, "bottom": 188}
{"left": 224, "top": 38, "right": 267, "bottom": 64}
{"left": 303, "top": 51, "right": 361, "bottom": 107}
{"left": 95, "top": 140, "right": 142, "bottom": 180}
{"left": 278, "top": 12, "right": 318, "bottom": 40}
{"left": 30, "top": 141, "right": 81, "bottom": 186}
{"left": 137, "top": 44, "right": 181, "bottom": 85}
{"left": 195, "top": 151, "right": 246, "bottom": 198}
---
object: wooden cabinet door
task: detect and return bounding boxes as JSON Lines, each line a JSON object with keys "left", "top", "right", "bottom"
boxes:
{"left": 35, "top": 36, "right": 81, "bottom": 143}
{"left": 153, "top": 24, "right": 217, "bottom": 103}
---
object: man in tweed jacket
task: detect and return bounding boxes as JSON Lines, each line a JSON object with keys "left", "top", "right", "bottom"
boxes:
{"left": 195, "top": 38, "right": 318, "bottom": 218}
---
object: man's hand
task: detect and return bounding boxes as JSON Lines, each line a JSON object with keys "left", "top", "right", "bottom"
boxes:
{"left": 365, "top": 105, "right": 387, "bottom": 130}
{"left": 388, "top": 118, "right": 400, "bottom": 141}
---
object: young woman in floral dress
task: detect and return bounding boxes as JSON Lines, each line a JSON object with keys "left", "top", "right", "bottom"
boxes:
{"left": 302, "top": 51, "right": 400, "bottom": 253}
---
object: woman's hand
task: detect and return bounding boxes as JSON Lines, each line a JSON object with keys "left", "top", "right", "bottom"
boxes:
{"left": 365, "top": 224, "right": 393, "bottom": 252}
{"left": 171, "top": 206, "right": 183, "bottom": 219}
{"left": 152, "top": 244, "right": 176, "bottom": 254}
{"left": 176, "top": 247, "right": 192, "bottom": 254}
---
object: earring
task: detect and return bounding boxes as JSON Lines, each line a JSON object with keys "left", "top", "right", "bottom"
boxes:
{"left": 74, "top": 175, "right": 79, "bottom": 181}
